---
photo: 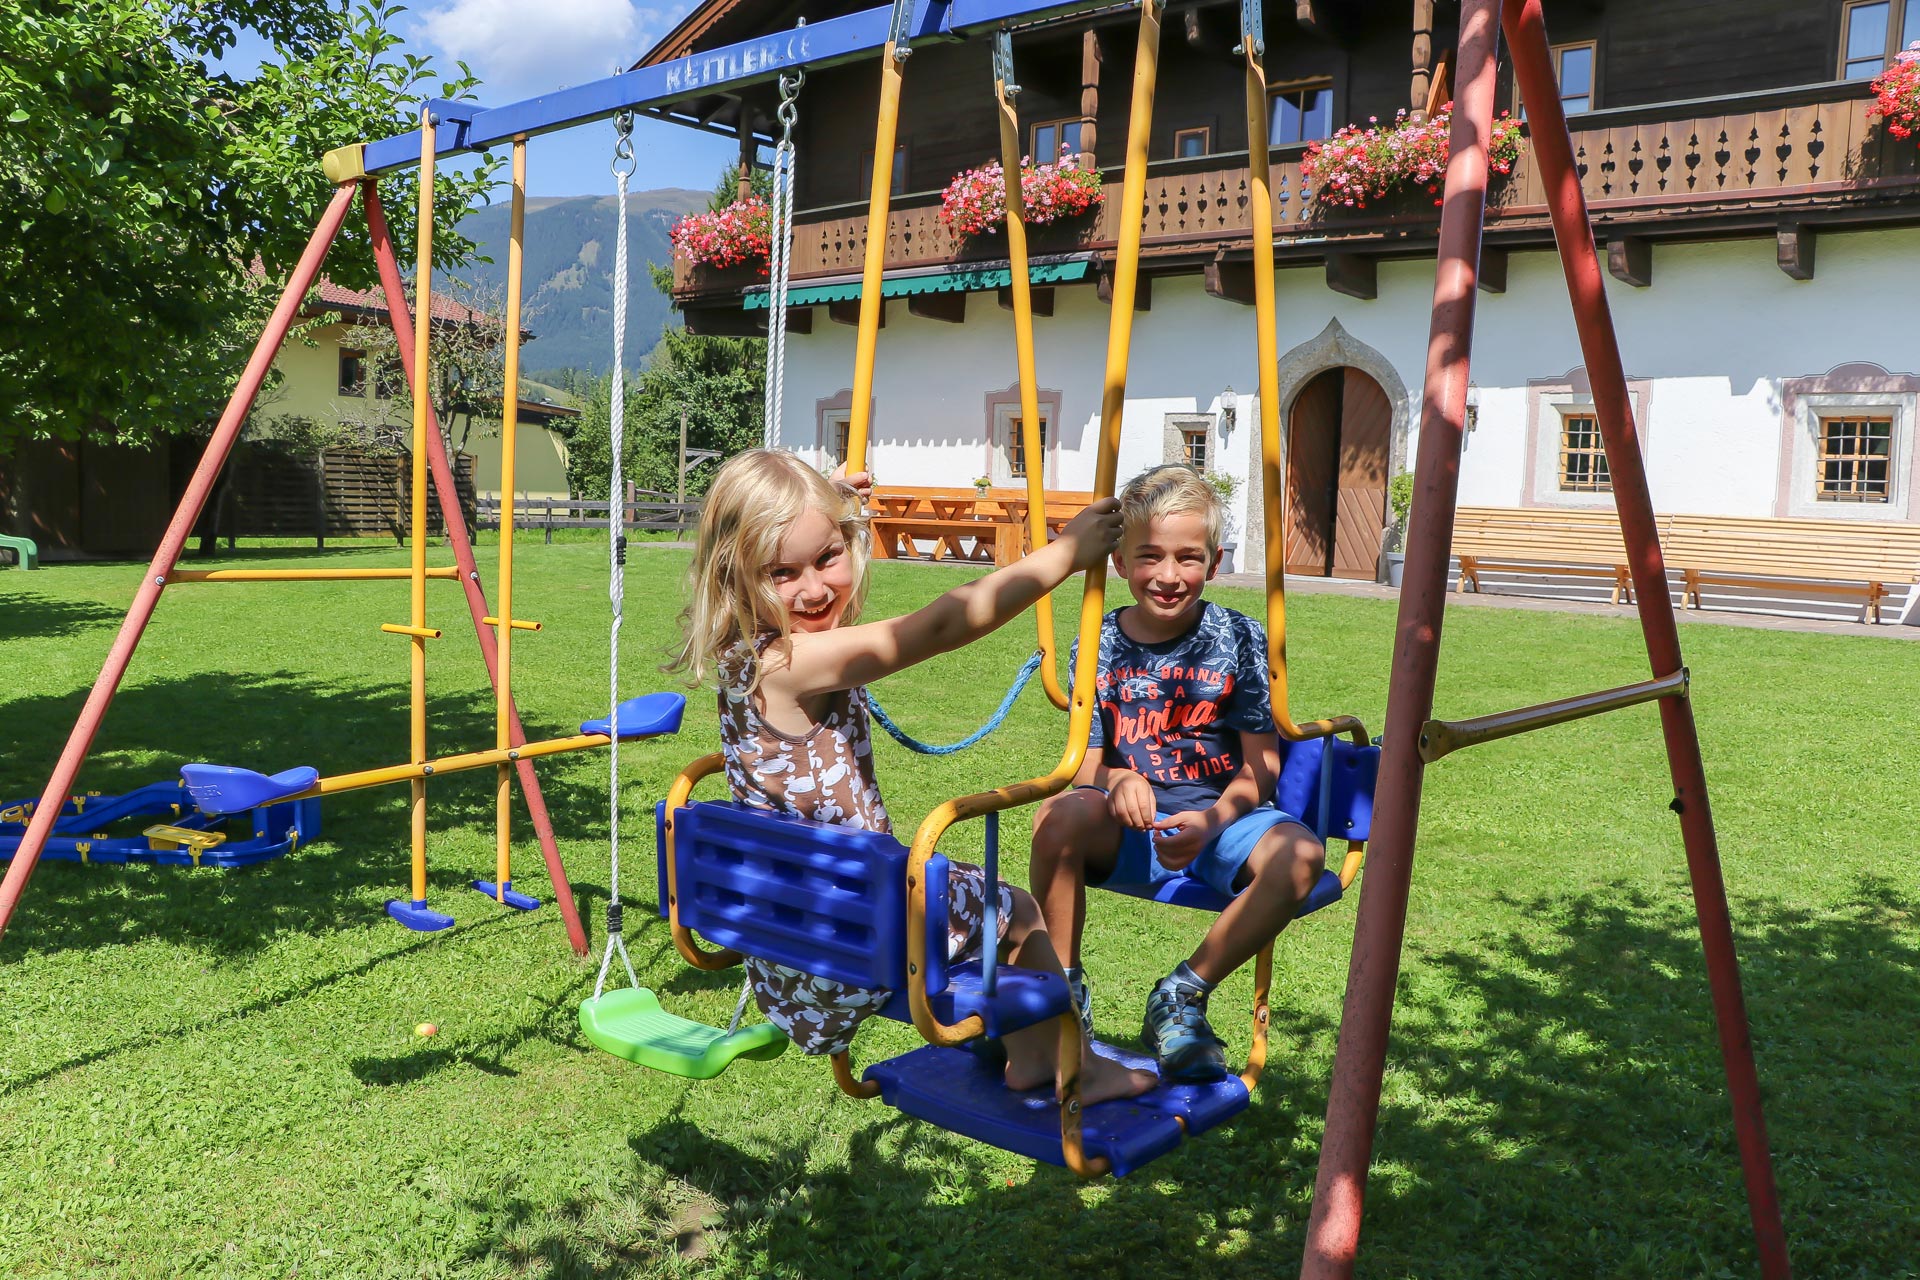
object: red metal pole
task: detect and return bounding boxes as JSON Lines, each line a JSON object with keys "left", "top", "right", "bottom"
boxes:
{"left": 362, "top": 182, "right": 589, "bottom": 958}
{"left": 0, "top": 184, "right": 359, "bottom": 945}
{"left": 1298, "top": 1, "right": 1501, "bottom": 1274}
{"left": 1501, "top": 2, "right": 1790, "bottom": 1274}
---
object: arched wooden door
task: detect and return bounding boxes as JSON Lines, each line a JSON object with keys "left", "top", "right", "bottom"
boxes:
{"left": 1284, "top": 366, "right": 1391, "bottom": 579}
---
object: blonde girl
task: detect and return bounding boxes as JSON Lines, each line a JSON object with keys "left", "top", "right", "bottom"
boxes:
{"left": 673, "top": 449, "right": 1154, "bottom": 1104}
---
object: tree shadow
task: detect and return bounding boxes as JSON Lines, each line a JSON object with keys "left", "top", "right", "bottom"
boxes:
{"left": 0, "top": 591, "right": 126, "bottom": 641}
{"left": 1, "top": 668, "right": 609, "bottom": 962}
{"left": 451, "top": 878, "right": 1919, "bottom": 1277}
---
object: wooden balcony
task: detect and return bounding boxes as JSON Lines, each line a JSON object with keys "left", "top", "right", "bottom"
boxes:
{"left": 674, "top": 82, "right": 1920, "bottom": 303}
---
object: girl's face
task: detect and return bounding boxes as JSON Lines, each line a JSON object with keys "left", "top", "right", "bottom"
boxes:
{"left": 767, "top": 505, "right": 856, "bottom": 634}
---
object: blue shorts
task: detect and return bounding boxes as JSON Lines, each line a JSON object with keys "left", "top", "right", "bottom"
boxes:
{"left": 1097, "top": 804, "right": 1310, "bottom": 900}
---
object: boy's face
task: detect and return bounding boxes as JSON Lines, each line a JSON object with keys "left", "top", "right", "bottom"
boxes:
{"left": 1113, "top": 510, "right": 1220, "bottom": 626}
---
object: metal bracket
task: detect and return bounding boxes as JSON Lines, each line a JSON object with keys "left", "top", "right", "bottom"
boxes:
{"left": 992, "top": 28, "right": 1020, "bottom": 98}
{"left": 1237, "top": 0, "right": 1264, "bottom": 57}
{"left": 888, "top": 0, "right": 920, "bottom": 58}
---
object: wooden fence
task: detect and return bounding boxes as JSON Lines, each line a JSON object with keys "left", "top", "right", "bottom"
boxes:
{"left": 475, "top": 488, "right": 699, "bottom": 542}
{"left": 207, "top": 444, "right": 476, "bottom": 544}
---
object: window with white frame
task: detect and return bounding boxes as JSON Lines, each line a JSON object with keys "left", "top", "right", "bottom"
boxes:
{"left": 819, "top": 409, "right": 852, "bottom": 470}
{"left": 1777, "top": 372, "right": 1917, "bottom": 522}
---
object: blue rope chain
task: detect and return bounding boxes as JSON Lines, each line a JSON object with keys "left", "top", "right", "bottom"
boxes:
{"left": 865, "top": 650, "right": 1046, "bottom": 755}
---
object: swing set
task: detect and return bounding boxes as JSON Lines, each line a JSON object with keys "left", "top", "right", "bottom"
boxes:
{"left": 0, "top": 0, "right": 1793, "bottom": 1273}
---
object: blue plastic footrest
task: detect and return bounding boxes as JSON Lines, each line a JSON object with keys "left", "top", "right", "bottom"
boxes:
{"left": 865, "top": 1039, "right": 1249, "bottom": 1178}
{"left": 580, "top": 691, "right": 687, "bottom": 739}
{"left": 386, "top": 898, "right": 455, "bottom": 932}
{"left": 471, "top": 879, "right": 541, "bottom": 911}
{"left": 180, "top": 764, "right": 319, "bottom": 815}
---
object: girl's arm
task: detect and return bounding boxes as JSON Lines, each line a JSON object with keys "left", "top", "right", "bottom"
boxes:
{"left": 767, "top": 499, "right": 1122, "bottom": 698}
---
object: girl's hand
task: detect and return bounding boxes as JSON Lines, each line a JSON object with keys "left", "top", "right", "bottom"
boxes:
{"left": 828, "top": 463, "right": 874, "bottom": 506}
{"left": 1056, "top": 498, "right": 1123, "bottom": 572}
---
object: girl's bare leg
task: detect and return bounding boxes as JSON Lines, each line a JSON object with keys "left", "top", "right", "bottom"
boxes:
{"left": 994, "top": 893, "right": 1157, "bottom": 1101}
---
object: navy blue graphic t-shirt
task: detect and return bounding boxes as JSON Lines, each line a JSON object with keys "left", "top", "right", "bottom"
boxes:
{"left": 1072, "top": 601, "right": 1276, "bottom": 815}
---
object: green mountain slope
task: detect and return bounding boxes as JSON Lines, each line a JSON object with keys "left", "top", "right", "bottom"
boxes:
{"left": 450, "top": 189, "right": 707, "bottom": 379}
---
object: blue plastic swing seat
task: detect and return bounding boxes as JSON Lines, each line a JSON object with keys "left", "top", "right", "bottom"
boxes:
{"left": 581, "top": 691, "right": 687, "bottom": 740}
{"left": 179, "top": 764, "right": 320, "bottom": 816}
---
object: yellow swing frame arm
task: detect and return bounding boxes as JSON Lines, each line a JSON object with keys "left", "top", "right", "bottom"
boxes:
{"left": 902, "top": 0, "right": 1163, "bottom": 1054}
{"left": 1242, "top": 41, "right": 1371, "bottom": 752}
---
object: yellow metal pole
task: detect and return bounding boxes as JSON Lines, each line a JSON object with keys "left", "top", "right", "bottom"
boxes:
{"left": 407, "top": 106, "right": 437, "bottom": 909}
{"left": 845, "top": 43, "right": 908, "bottom": 473}
{"left": 259, "top": 728, "right": 669, "bottom": 804}
{"left": 1243, "top": 39, "right": 1370, "bottom": 748}
{"left": 494, "top": 137, "right": 528, "bottom": 903}
{"left": 995, "top": 38, "right": 1069, "bottom": 712}
{"left": 903, "top": 0, "right": 1162, "bottom": 1051}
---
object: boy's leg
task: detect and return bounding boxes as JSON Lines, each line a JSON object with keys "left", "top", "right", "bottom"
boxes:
{"left": 1144, "top": 816, "right": 1326, "bottom": 1082}
{"left": 1188, "top": 822, "right": 1326, "bottom": 985}
{"left": 1027, "top": 787, "right": 1125, "bottom": 969}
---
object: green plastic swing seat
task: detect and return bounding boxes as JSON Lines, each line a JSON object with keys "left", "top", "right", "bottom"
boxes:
{"left": 579, "top": 987, "right": 788, "bottom": 1078}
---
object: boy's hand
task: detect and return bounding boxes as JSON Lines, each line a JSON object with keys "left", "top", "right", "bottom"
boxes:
{"left": 1105, "top": 770, "right": 1156, "bottom": 830}
{"left": 1150, "top": 810, "right": 1219, "bottom": 870}
{"left": 829, "top": 463, "right": 874, "bottom": 506}
{"left": 1056, "top": 498, "right": 1123, "bottom": 573}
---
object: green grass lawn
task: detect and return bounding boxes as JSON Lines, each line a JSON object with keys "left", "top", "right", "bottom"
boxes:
{"left": 0, "top": 542, "right": 1913, "bottom": 1278}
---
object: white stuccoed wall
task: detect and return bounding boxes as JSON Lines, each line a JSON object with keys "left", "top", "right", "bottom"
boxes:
{"left": 769, "top": 225, "right": 1920, "bottom": 555}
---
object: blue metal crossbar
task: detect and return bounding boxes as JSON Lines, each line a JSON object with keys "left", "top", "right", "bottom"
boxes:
{"left": 358, "top": 0, "right": 1137, "bottom": 173}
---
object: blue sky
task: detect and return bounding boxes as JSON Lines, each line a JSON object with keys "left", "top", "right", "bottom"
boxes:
{"left": 222, "top": 0, "right": 738, "bottom": 200}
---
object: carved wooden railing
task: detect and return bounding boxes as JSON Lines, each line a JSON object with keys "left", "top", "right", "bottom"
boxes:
{"left": 674, "top": 84, "right": 1916, "bottom": 297}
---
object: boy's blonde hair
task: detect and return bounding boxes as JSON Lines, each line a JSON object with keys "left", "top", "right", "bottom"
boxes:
{"left": 670, "top": 448, "right": 870, "bottom": 687}
{"left": 1118, "top": 464, "right": 1223, "bottom": 555}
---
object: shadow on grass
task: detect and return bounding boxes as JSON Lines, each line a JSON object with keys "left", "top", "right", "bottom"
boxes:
{"left": 1, "top": 669, "right": 611, "bottom": 962}
{"left": 454, "top": 878, "right": 1917, "bottom": 1278}
{"left": 0, "top": 591, "right": 127, "bottom": 642}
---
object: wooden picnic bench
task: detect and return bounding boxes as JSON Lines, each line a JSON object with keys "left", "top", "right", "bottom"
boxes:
{"left": 869, "top": 486, "right": 1094, "bottom": 567}
{"left": 1450, "top": 506, "right": 1920, "bottom": 622}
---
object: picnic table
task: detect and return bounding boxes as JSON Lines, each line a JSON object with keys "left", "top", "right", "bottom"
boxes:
{"left": 869, "top": 486, "right": 1094, "bottom": 566}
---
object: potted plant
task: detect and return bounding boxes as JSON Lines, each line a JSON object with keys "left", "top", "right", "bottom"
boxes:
{"left": 1203, "top": 470, "right": 1240, "bottom": 574}
{"left": 972, "top": 475, "right": 992, "bottom": 496}
{"left": 1302, "top": 104, "right": 1523, "bottom": 215}
{"left": 1385, "top": 471, "right": 1415, "bottom": 586}
{"left": 1870, "top": 42, "right": 1920, "bottom": 143}
{"left": 938, "top": 153, "right": 1105, "bottom": 243}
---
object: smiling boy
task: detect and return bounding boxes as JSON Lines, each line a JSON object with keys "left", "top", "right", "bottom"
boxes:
{"left": 1029, "top": 465, "right": 1326, "bottom": 1082}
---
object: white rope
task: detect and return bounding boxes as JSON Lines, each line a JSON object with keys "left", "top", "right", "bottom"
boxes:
{"left": 596, "top": 113, "right": 640, "bottom": 1001}
{"left": 762, "top": 70, "right": 804, "bottom": 448}
{"left": 725, "top": 976, "right": 754, "bottom": 1036}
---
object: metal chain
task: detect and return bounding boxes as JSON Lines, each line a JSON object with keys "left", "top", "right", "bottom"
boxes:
{"left": 762, "top": 69, "right": 804, "bottom": 448}
{"left": 596, "top": 110, "right": 640, "bottom": 1000}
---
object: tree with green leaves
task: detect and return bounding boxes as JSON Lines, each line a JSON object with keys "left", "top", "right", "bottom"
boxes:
{"left": 0, "top": 0, "right": 497, "bottom": 449}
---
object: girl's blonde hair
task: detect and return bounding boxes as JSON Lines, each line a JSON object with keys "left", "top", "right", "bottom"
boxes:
{"left": 670, "top": 448, "right": 871, "bottom": 687}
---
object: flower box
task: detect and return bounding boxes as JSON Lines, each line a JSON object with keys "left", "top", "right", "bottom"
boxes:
{"left": 938, "top": 154, "right": 1105, "bottom": 239}
{"left": 670, "top": 198, "right": 772, "bottom": 273}
{"left": 1870, "top": 42, "right": 1920, "bottom": 142}
{"left": 1301, "top": 103, "right": 1523, "bottom": 215}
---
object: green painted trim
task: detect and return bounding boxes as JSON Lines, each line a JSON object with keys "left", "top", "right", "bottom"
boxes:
{"left": 743, "top": 259, "right": 1089, "bottom": 309}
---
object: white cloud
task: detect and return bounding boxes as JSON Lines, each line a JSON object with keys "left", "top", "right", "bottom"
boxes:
{"left": 415, "top": 0, "right": 693, "bottom": 101}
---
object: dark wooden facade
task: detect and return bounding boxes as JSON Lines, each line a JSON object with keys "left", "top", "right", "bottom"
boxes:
{"left": 642, "top": 0, "right": 1920, "bottom": 313}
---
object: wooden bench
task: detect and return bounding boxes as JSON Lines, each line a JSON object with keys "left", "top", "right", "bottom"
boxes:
{"left": 1662, "top": 514, "right": 1920, "bottom": 624}
{"left": 1451, "top": 507, "right": 1637, "bottom": 604}
{"left": 1451, "top": 506, "right": 1920, "bottom": 623}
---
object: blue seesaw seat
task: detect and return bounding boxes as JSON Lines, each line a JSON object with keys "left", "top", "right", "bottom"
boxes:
{"left": 581, "top": 692, "right": 686, "bottom": 740}
{"left": 180, "top": 764, "right": 320, "bottom": 816}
